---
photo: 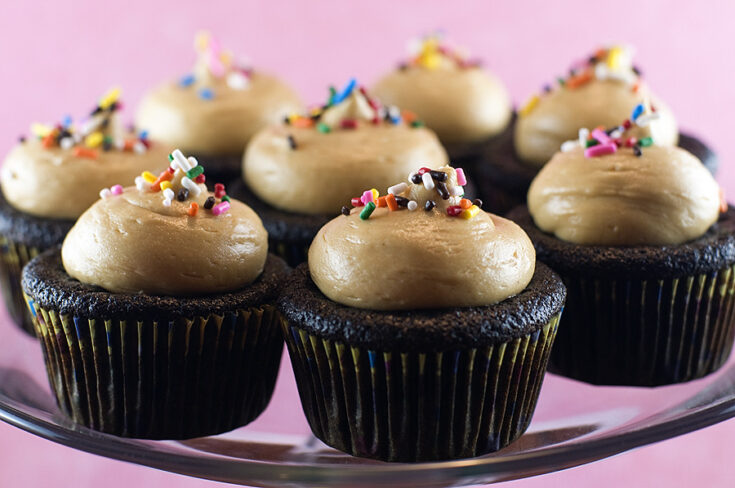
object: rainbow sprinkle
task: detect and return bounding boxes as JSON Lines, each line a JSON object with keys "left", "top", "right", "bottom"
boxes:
{"left": 345, "top": 166, "right": 482, "bottom": 221}
{"left": 520, "top": 45, "right": 641, "bottom": 118}
{"left": 559, "top": 103, "right": 660, "bottom": 158}
{"left": 25, "top": 88, "right": 149, "bottom": 156}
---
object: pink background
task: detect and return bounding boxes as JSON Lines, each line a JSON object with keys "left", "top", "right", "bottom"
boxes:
{"left": 1, "top": 0, "right": 735, "bottom": 486}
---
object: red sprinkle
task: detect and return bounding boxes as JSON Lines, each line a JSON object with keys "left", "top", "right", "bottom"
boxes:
{"left": 622, "top": 119, "right": 632, "bottom": 130}
{"left": 341, "top": 119, "right": 358, "bottom": 129}
{"left": 351, "top": 197, "right": 364, "bottom": 207}
{"left": 418, "top": 167, "right": 431, "bottom": 175}
{"left": 214, "top": 183, "right": 226, "bottom": 198}
{"left": 195, "top": 174, "right": 206, "bottom": 184}
{"left": 446, "top": 206, "right": 463, "bottom": 217}
{"left": 625, "top": 137, "right": 638, "bottom": 147}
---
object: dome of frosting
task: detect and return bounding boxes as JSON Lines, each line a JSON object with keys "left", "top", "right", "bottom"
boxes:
{"left": 1, "top": 88, "right": 170, "bottom": 219}
{"left": 243, "top": 79, "right": 449, "bottom": 214}
{"left": 309, "top": 164, "right": 536, "bottom": 310}
{"left": 62, "top": 149, "right": 268, "bottom": 295}
{"left": 514, "top": 45, "right": 678, "bottom": 167}
{"left": 372, "top": 33, "right": 512, "bottom": 144}
{"left": 528, "top": 109, "right": 723, "bottom": 246}
{"left": 135, "top": 31, "right": 302, "bottom": 155}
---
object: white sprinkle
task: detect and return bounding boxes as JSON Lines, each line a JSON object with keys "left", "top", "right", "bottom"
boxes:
{"left": 388, "top": 182, "right": 408, "bottom": 195}
{"left": 448, "top": 196, "right": 462, "bottom": 206}
{"left": 59, "top": 137, "right": 74, "bottom": 150}
{"left": 561, "top": 140, "right": 579, "bottom": 152}
{"left": 181, "top": 176, "right": 202, "bottom": 196}
{"left": 407, "top": 171, "right": 417, "bottom": 183}
{"left": 449, "top": 185, "right": 464, "bottom": 196}
{"left": 421, "top": 172, "right": 435, "bottom": 190}
{"left": 407, "top": 200, "right": 418, "bottom": 211}
{"left": 595, "top": 63, "right": 609, "bottom": 80}
{"left": 163, "top": 188, "right": 175, "bottom": 200}
{"left": 609, "top": 128, "right": 623, "bottom": 139}
{"left": 635, "top": 113, "right": 660, "bottom": 128}
{"left": 114, "top": 139, "right": 126, "bottom": 150}
{"left": 578, "top": 128, "right": 590, "bottom": 145}
{"left": 162, "top": 198, "right": 172, "bottom": 207}
{"left": 388, "top": 105, "right": 400, "bottom": 118}
{"left": 226, "top": 71, "right": 250, "bottom": 90}
{"left": 133, "top": 141, "right": 147, "bottom": 154}
{"left": 171, "top": 149, "right": 192, "bottom": 171}
{"left": 99, "top": 188, "right": 112, "bottom": 199}
{"left": 187, "top": 156, "right": 198, "bottom": 168}
{"left": 134, "top": 176, "right": 151, "bottom": 192}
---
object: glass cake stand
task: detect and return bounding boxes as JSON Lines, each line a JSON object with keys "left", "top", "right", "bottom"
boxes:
{"left": 2, "top": 317, "right": 735, "bottom": 488}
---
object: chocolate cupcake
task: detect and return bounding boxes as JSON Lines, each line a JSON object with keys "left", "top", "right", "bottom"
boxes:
{"left": 0, "top": 88, "right": 169, "bottom": 335}
{"left": 22, "top": 149, "right": 288, "bottom": 439}
{"left": 230, "top": 79, "right": 448, "bottom": 266}
{"left": 508, "top": 116, "right": 733, "bottom": 386}
{"left": 480, "top": 45, "right": 717, "bottom": 214}
{"left": 135, "top": 31, "right": 302, "bottom": 183}
{"left": 279, "top": 165, "right": 566, "bottom": 462}
{"left": 372, "top": 33, "right": 512, "bottom": 170}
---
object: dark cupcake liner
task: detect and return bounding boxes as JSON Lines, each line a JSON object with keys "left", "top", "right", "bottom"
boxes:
{"left": 282, "top": 313, "right": 561, "bottom": 462}
{"left": 25, "top": 297, "right": 283, "bottom": 439}
{"left": 549, "top": 266, "right": 735, "bottom": 386}
{"left": 477, "top": 127, "right": 719, "bottom": 216}
{"left": 193, "top": 153, "right": 244, "bottom": 187}
{"left": 0, "top": 237, "right": 40, "bottom": 335}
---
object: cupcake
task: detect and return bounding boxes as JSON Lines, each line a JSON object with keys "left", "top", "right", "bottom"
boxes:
{"left": 279, "top": 165, "right": 566, "bottom": 462}
{"left": 507, "top": 114, "right": 734, "bottom": 386}
{"left": 135, "top": 31, "right": 303, "bottom": 183}
{"left": 21, "top": 149, "right": 288, "bottom": 439}
{"left": 0, "top": 88, "right": 170, "bottom": 335}
{"left": 481, "top": 45, "right": 717, "bottom": 214}
{"left": 229, "top": 79, "right": 449, "bottom": 266}
{"left": 372, "top": 33, "right": 512, "bottom": 169}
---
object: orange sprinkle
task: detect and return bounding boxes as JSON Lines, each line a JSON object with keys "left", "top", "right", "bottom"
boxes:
{"left": 72, "top": 147, "right": 98, "bottom": 159}
{"left": 291, "top": 117, "right": 315, "bottom": 129}
{"left": 566, "top": 69, "right": 592, "bottom": 89}
{"left": 720, "top": 188, "right": 728, "bottom": 214}
{"left": 123, "top": 139, "right": 136, "bottom": 151}
{"left": 150, "top": 169, "right": 174, "bottom": 192}
{"left": 41, "top": 132, "right": 56, "bottom": 148}
{"left": 187, "top": 202, "right": 199, "bottom": 217}
{"left": 377, "top": 196, "right": 387, "bottom": 208}
{"left": 594, "top": 48, "right": 607, "bottom": 60}
{"left": 386, "top": 193, "right": 398, "bottom": 211}
{"left": 632, "top": 81, "right": 640, "bottom": 93}
{"left": 401, "top": 110, "right": 418, "bottom": 123}
{"left": 459, "top": 198, "right": 472, "bottom": 209}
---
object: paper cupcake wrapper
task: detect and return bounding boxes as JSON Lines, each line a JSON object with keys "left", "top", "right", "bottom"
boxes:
{"left": 550, "top": 264, "right": 735, "bottom": 386}
{"left": 270, "top": 239, "right": 310, "bottom": 268}
{"left": 0, "top": 236, "right": 40, "bottom": 336}
{"left": 282, "top": 314, "right": 561, "bottom": 462}
{"left": 25, "top": 296, "right": 283, "bottom": 439}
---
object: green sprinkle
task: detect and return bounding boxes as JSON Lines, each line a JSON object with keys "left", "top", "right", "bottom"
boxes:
{"left": 186, "top": 165, "right": 204, "bottom": 179}
{"left": 168, "top": 153, "right": 174, "bottom": 161}
{"left": 359, "top": 201, "right": 376, "bottom": 220}
{"left": 317, "top": 122, "right": 331, "bottom": 133}
{"left": 328, "top": 86, "right": 337, "bottom": 105}
{"left": 221, "top": 195, "right": 231, "bottom": 203}
{"left": 638, "top": 137, "right": 653, "bottom": 147}
{"left": 585, "top": 139, "right": 599, "bottom": 148}
{"left": 557, "top": 77, "right": 566, "bottom": 86}
{"left": 410, "top": 120, "right": 425, "bottom": 128}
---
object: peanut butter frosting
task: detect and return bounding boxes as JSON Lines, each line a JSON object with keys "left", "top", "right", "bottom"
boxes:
{"left": 62, "top": 149, "right": 267, "bottom": 295}
{"left": 372, "top": 34, "right": 512, "bottom": 144}
{"left": 309, "top": 165, "right": 536, "bottom": 310}
{"left": 243, "top": 80, "right": 449, "bottom": 214}
{"left": 515, "top": 45, "right": 678, "bottom": 167}
{"left": 1, "top": 88, "right": 170, "bottom": 220}
{"left": 528, "top": 145, "right": 721, "bottom": 246}
{"left": 134, "top": 32, "right": 302, "bottom": 156}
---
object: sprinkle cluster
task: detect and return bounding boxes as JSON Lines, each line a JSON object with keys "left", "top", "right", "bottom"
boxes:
{"left": 99, "top": 149, "right": 231, "bottom": 217}
{"left": 519, "top": 45, "right": 641, "bottom": 117}
{"left": 560, "top": 103, "right": 659, "bottom": 158}
{"left": 282, "top": 78, "right": 424, "bottom": 147}
{"left": 177, "top": 31, "right": 252, "bottom": 100}
{"left": 24, "top": 88, "right": 149, "bottom": 160}
{"left": 343, "top": 166, "right": 482, "bottom": 221}
{"left": 400, "top": 32, "right": 480, "bottom": 70}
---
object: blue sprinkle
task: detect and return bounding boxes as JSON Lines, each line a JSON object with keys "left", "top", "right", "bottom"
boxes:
{"left": 368, "top": 350, "right": 376, "bottom": 369}
{"left": 390, "top": 115, "right": 402, "bottom": 125}
{"left": 179, "top": 74, "right": 196, "bottom": 87}
{"left": 138, "top": 130, "right": 148, "bottom": 140}
{"left": 333, "top": 78, "right": 357, "bottom": 104}
{"left": 198, "top": 88, "right": 214, "bottom": 100}
{"left": 631, "top": 103, "right": 644, "bottom": 121}
{"left": 61, "top": 115, "right": 72, "bottom": 129}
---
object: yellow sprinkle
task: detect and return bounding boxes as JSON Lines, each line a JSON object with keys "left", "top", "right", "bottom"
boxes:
{"left": 219, "top": 50, "right": 233, "bottom": 67}
{"left": 31, "top": 123, "right": 52, "bottom": 138}
{"left": 85, "top": 131, "right": 104, "bottom": 148}
{"left": 460, "top": 205, "right": 480, "bottom": 220}
{"left": 418, "top": 52, "right": 441, "bottom": 70}
{"left": 98, "top": 87, "right": 121, "bottom": 110}
{"left": 160, "top": 181, "right": 173, "bottom": 192}
{"left": 607, "top": 46, "right": 624, "bottom": 70}
{"left": 370, "top": 188, "right": 379, "bottom": 200}
{"left": 519, "top": 95, "right": 540, "bottom": 117}
{"left": 142, "top": 171, "right": 157, "bottom": 183}
{"left": 194, "top": 31, "right": 210, "bottom": 52}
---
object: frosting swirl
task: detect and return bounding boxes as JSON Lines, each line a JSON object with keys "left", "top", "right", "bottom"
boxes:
{"left": 62, "top": 150, "right": 267, "bottom": 295}
{"left": 243, "top": 81, "right": 448, "bottom": 214}
{"left": 515, "top": 46, "right": 678, "bottom": 167}
{"left": 372, "top": 34, "right": 511, "bottom": 144}
{"left": 309, "top": 165, "right": 536, "bottom": 310}
{"left": 1, "top": 88, "right": 171, "bottom": 219}
{"left": 135, "top": 32, "right": 302, "bottom": 155}
{"left": 528, "top": 145, "right": 721, "bottom": 246}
